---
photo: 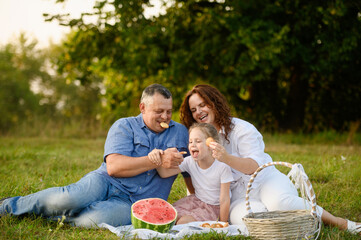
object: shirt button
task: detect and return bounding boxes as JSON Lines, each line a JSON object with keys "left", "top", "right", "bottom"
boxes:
{"left": 139, "top": 187, "right": 142, "bottom": 190}
{"left": 147, "top": 173, "right": 150, "bottom": 176}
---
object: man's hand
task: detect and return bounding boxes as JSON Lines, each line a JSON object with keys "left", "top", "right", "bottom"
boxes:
{"left": 161, "top": 148, "right": 183, "bottom": 169}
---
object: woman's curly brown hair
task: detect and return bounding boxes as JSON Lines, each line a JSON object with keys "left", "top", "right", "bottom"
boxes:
{"left": 179, "top": 84, "right": 233, "bottom": 142}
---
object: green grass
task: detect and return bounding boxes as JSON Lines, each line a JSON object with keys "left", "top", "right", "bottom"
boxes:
{"left": 1, "top": 134, "right": 360, "bottom": 239}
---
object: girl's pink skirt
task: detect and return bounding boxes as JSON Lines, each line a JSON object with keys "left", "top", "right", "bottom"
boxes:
{"left": 172, "top": 194, "right": 220, "bottom": 221}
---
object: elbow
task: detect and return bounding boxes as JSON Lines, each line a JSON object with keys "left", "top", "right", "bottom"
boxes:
{"left": 246, "top": 169, "right": 257, "bottom": 175}
{"left": 106, "top": 163, "right": 118, "bottom": 177}
{"left": 106, "top": 157, "right": 116, "bottom": 176}
{"left": 158, "top": 173, "right": 166, "bottom": 178}
{"left": 106, "top": 154, "right": 126, "bottom": 177}
{"left": 106, "top": 161, "right": 131, "bottom": 177}
{"left": 246, "top": 158, "right": 259, "bottom": 175}
{"left": 156, "top": 170, "right": 169, "bottom": 178}
{"left": 107, "top": 166, "right": 117, "bottom": 177}
{"left": 107, "top": 165, "right": 129, "bottom": 177}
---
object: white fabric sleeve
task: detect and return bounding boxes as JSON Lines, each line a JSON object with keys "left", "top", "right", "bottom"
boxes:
{"left": 220, "top": 163, "right": 234, "bottom": 183}
{"left": 233, "top": 122, "right": 272, "bottom": 167}
{"left": 178, "top": 156, "right": 191, "bottom": 172}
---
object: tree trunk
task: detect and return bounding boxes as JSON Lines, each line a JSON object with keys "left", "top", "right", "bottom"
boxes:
{"left": 282, "top": 71, "right": 309, "bottom": 131}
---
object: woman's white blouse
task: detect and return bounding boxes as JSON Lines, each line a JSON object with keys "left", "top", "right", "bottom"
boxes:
{"left": 219, "top": 118, "right": 275, "bottom": 193}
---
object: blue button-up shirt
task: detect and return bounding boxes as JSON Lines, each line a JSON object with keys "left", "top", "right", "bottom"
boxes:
{"left": 93, "top": 114, "right": 189, "bottom": 203}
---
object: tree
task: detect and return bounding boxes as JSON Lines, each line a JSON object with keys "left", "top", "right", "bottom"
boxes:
{"left": 0, "top": 33, "right": 104, "bottom": 135}
{"left": 0, "top": 35, "right": 47, "bottom": 132}
{"left": 47, "top": 0, "right": 361, "bottom": 132}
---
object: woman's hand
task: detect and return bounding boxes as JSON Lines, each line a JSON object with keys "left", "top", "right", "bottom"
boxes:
{"left": 208, "top": 142, "right": 229, "bottom": 163}
{"left": 209, "top": 142, "right": 258, "bottom": 174}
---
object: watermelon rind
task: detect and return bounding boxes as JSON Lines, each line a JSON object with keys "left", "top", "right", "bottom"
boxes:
{"left": 131, "top": 198, "right": 177, "bottom": 233}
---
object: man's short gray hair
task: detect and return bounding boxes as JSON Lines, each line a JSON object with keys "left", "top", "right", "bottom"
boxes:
{"left": 141, "top": 84, "right": 172, "bottom": 106}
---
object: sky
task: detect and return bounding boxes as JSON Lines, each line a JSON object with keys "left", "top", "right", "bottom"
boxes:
{"left": 0, "top": 0, "right": 100, "bottom": 48}
{"left": 0, "top": 0, "right": 162, "bottom": 48}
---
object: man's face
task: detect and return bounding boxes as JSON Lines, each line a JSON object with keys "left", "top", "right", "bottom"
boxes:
{"left": 140, "top": 93, "right": 173, "bottom": 133}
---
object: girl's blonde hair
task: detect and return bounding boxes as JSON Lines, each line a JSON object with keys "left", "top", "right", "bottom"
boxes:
{"left": 189, "top": 123, "right": 220, "bottom": 143}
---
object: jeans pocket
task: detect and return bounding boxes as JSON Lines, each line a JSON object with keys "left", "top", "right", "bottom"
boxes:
{"left": 108, "top": 186, "right": 130, "bottom": 203}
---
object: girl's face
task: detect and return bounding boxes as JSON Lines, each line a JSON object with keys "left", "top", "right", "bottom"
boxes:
{"left": 188, "top": 128, "right": 212, "bottom": 162}
{"left": 188, "top": 93, "right": 218, "bottom": 130}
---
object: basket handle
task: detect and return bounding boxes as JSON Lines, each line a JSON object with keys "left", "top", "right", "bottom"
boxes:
{"left": 245, "top": 161, "right": 317, "bottom": 217}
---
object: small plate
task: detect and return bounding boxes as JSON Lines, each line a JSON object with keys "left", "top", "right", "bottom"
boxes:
{"left": 198, "top": 221, "right": 229, "bottom": 229}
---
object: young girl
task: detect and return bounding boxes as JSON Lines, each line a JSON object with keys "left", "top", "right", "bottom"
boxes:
{"left": 148, "top": 123, "right": 234, "bottom": 224}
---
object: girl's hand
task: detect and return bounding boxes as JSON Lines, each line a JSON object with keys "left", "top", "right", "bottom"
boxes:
{"left": 148, "top": 149, "right": 164, "bottom": 166}
{"left": 208, "top": 142, "right": 228, "bottom": 163}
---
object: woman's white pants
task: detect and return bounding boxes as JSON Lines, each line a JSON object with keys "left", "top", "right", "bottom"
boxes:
{"left": 229, "top": 169, "right": 323, "bottom": 225}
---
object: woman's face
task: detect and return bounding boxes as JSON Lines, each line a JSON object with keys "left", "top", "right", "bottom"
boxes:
{"left": 188, "top": 93, "right": 218, "bottom": 129}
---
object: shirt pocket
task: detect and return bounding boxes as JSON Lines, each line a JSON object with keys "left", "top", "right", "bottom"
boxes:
{"left": 133, "top": 136, "right": 150, "bottom": 156}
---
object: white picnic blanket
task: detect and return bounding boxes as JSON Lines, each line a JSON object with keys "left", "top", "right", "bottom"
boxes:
{"left": 99, "top": 221, "right": 248, "bottom": 239}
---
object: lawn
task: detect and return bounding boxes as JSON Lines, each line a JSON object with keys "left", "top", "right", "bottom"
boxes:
{"left": 0, "top": 134, "right": 360, "bottom": 239}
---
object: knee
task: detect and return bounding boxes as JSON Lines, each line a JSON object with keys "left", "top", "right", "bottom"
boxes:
{"left": 263, "top": 194, "right": 295, "bottom": 211}
{"left": 42, "top": 192, "right": 72, "bottom": 212}
{"left": 229, "top": 200, "right": 267, "bottom": 225}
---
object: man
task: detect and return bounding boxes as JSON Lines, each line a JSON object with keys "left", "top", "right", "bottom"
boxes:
{"left": 0, "top": 84, "right": 189, "bottom": 227}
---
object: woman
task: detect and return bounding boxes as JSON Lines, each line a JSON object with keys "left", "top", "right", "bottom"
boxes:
{"left": 179, "top": 84, "right": 360, "bottom": 234}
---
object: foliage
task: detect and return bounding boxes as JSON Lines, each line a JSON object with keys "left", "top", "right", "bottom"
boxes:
{"left": 2, "top": 1, "right": 359, "bottom": 134}
{"left": 1, "top": 135, "right": 360, "bottom": 239}
{"left": 45, "top": 0, "right": 361, "bottom": 132}
{"left": 0, "top": 35, "right": 48, "bottom": 132}
{"left": 0, "top": 34, "right": 104, "bottom": 135}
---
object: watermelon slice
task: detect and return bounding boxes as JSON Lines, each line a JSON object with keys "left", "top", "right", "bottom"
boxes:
{"left": 131, "top": 198, "right": 177, "bottom": 233}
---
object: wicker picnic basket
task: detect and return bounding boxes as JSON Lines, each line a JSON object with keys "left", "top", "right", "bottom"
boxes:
{"left": 242, "top": 162, "right": 321, "bottom": 240}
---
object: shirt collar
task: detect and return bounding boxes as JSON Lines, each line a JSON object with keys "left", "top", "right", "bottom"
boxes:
{"left": 137, "top": 114, "right": 147, "bottom": 129}
{"left": 219, "top": 125, "right": 226, "bottom": 135}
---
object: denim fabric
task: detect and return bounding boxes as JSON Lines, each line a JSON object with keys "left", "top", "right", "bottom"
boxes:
{"left": 1, "top": 114, "right": 189, "bottom": 227}
{"left": 0, "top": 173, "right": 132, "bottom": 227}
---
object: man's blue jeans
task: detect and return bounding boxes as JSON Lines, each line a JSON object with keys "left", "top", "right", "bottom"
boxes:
{"left": 0, "top": 172, "right": 132, "bottom": 227}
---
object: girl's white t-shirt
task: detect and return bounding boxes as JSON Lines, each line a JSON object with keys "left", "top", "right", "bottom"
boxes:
{"left": 179, "top": 156, "right": 234, "bottom": 205}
